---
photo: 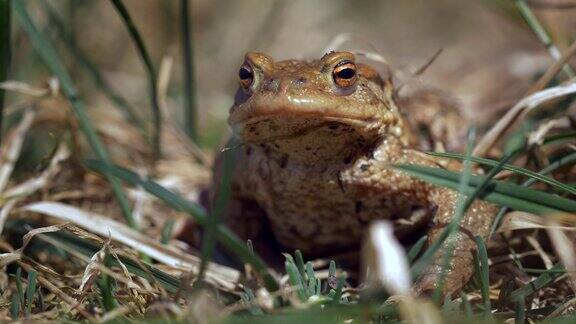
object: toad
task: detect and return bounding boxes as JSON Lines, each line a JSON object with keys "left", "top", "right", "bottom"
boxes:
{"left": 209, "top": 51, "right": 497, "bottom": 297}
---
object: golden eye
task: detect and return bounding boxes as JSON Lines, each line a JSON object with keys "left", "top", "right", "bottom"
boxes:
{"left": 333, "top": 61, "right": 357, "bottom": 88}
{"left": 238, "top": 64, "right": 254, "bottom": 89}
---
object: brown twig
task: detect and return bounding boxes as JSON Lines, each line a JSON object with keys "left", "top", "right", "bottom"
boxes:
{"left": 412, "top": 49, "right": 444, "bottom": 77}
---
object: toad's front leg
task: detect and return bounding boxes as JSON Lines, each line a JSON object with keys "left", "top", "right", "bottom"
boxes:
{"left": 413, "top": 186, "right": 498, "bottom": 297}
{"left": 377, "top": 148, "right": 498, "bottom": 298}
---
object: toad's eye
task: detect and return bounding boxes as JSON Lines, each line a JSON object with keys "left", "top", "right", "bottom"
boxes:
{"left": 239, "top": 64, "right": 254, "bottom": 89}
{"left": 333, "top": 61, "right": 357, "bottom": 88}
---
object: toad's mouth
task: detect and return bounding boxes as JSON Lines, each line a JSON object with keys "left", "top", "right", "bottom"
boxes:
{"left": 231, "top": 111, "right": 383, "bottom": 144}
{"left": 232, "top": 113, "right": 384, "bottom": 164}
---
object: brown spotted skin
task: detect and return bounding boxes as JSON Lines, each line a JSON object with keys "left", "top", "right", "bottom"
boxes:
{"left": 213, "top": 51, "right": 497, "bottom": 297}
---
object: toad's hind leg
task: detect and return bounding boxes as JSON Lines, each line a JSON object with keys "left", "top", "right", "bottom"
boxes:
{"left": 398, "top": 88, "right": 467, "bottom": 152}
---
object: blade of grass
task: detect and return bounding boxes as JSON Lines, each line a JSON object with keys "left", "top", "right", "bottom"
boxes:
{"left": 286, "top": 260, "right": 307, "bottom": 302}
{"left": 0, "top": 0, "right": 10, "bottom": 146}
{"left": 295, "top": 250, "right": 306, "bottom": 280}
{"left": 109, "top": 0, "right": 162, "bottom": 160}
{"left": 305, "top": 262, "right": 315, "bottom": 285}
{"left": 180, "top": 0, "right": 197, "bottom": 142}
{"left": 97, "top": 254, "right": 117, "bottom": 312}
{"left": 329, "top": 260, "right": 336, "bottom": 277}
{"left": 160, "top": 219, "right": 175, "bottom": 245}
{"left": 543, "top": 131, "right": 576, "bottom": 146}
{"left": 395, "top": 164, "right": 576, "bottom": 215}
{"left": 525, "top": 151, "right": 576, "bottom": 189}
{"left": 474, "top": 236, "right": 491, "bottom": 316}
{"left": 515, "top": 0, "right": 575, "bottom": 78}
{"left": 14, "top": 267, "right": 24, "bottom": 315}
{"left": 490, "top": 151, "right": 576, "bottom": 236}
{"left": 515, "top": 296, "right": 525, "bottom": 324}
{"left": 194, "top": 138, "right": 236, "bottom": 289}
{"left": 84, "top": 159, "right": 280, "bottom": 292}
{"left": 13, "top": 1, "right": 136, "bottom": 229}
{"left": 39, "top": 0, "right": 146, "bottom": 133}
{"left": 432, "top": 127, "right": 477, "bottom": 303}
{"left": 428, "top": 152, "right": 576, "bottom": 195}
{"left": 10, "top": 294, "right": 19, "bottom": 319}
{"left": 25, "top": 269, "right": 37, "bottom": 316}
{"left": 510, "top": 263, "right": 564, "bottom": 300}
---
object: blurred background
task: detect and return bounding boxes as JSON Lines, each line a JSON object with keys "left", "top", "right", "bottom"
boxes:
{"left": 8, "top": 0, "right": 576, "bottom": 150}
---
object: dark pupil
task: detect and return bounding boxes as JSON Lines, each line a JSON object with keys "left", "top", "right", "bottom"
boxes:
{"left": 337, "top": 68, "right": 355, "bottom": 79}
{"left": 239, "top": 67, "right": 253, "bottom": 80}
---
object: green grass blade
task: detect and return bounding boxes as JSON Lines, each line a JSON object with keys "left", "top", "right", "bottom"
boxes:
{"left": 195, "top": 138, "right": 235, "bottom": 288}
{"left": 10, "top": 294, "right": 20, "bottom": 319}
{"left": 305, "top": 262, "right": 315, "bottom": 282}
{"left": 84, "top": 159, "right": 280, "bottom": 292}
{"left": 394, "top": 164, "right": 576, "bottom": 215}
{"left": 14, "top": 267, "right": 24, "bottom": 314}
{"left": 25, "top": 269, "right": 37, "bottom": 316}
{"left": 515, "top": 296, "right": 525, "bottom": 324}
{"left": 543, "top": 131, "right": 576, "bottom": 146}
{"left": 179, "top": 0, "right": 197, "bottom": 142}
{"left": 305, "top": 262, "right": 315, "bottom": 296}
{"left": 328, "top": 260, "right": 336, "bottom": 277}
{"left": 432, "top": 126, "right": 477, "bottom": 303}
{"left": 474, "top": 236, "right": 491, "bottom": 315}
{"left": 39, "top": 0, "right": 146, "bottom": 133}
{"left": 510, "top": 263, "right": 564, "bottom": 301}
{"left": 524, "top": 151, "right": 576, "bottom": 188}
{"left": 515, "top": 0, "right": 575, "bottom": 78}
{"left": 428, "top": 152, "right": 576, "bottom": 195}
{"left": 490, "top": 151, "right": 576, "bottom": 236}
{"left": 13, "top": 0, "right": 136, "bottom": 229}
{"left": 97, "top": 254, "right": 117, "bottom": 312}
{"left": 295, "top": 250, "right": 306, "bottom": 279}
{"left": 0, "top": 0, "right": 10, "bottom": 146}
{"left": 307, "top": 277, "right": 316, "bottom": 298}
{"left": 110, "top": 0, "right": 162, "bottom": 160}
{"left": 286, "top": 260, "right": 307, "bottom": 301}
{"left": 160, "top": 218, "right": 175, "bottom": 245}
